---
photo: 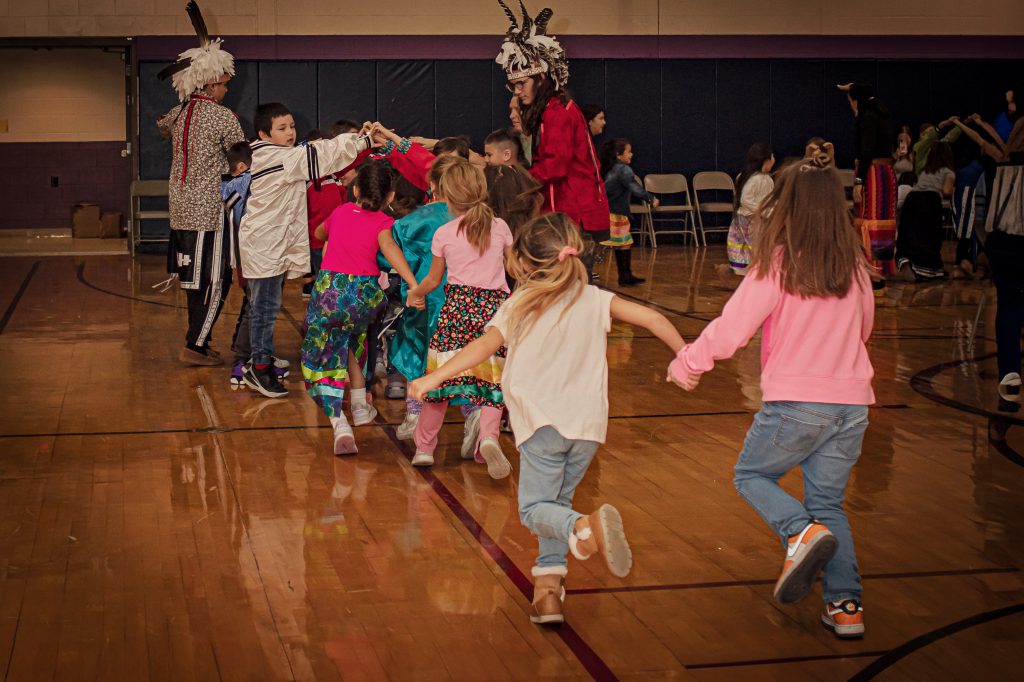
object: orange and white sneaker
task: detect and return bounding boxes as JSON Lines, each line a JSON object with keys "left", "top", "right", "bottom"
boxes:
{"left": 821, "top": 599, "right": 865, "bottom": 638}
{"left": 772, "top": 522, "right": 838, "bottom": 604}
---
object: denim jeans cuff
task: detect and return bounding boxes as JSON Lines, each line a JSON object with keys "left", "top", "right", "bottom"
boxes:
{"left": 824, "top": 592, "right": 861, "bottom": 605}
{"left": 563, "top": 511, "right": 584, "bottom": 542}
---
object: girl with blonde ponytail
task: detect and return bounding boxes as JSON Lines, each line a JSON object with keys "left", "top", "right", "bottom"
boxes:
{"left": 404, "top": 157, "right": 515, "bottom": 478}
{"left": 410, "top": 211, "right": 685, "bottom": 626}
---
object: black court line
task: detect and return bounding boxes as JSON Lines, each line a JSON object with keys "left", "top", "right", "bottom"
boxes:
{"left": 848, "top": 602, "right": 1024, "bottom": 680}
{"left": 909, "top": 352, "right": 1024, "bottom": 425}
{"left": 77, "top": 262, "right": 181, "bottom": 309}
{"left": 0, "top": 409, "right": 759, "bottom": 440}
{"left": 565, "top": 566, "right": 1019, "bottom": 595}
{"left": 375, "top": 417, "right": 619, "bottom": 682}
{"left": 989, "top": 432, "right": 1024, "bottom": 468}
{"left": 0, "top": 407, "right": 918, "bottom": 441}
{"left": 0, "top": 260, "right": 40, "bottom": 334}
{"left": 688, "top": 650, "right": 889, "bottom": 671}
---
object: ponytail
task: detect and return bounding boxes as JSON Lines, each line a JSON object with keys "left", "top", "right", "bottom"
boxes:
{"left": 435, "top": 157, "right": 495, "bottom": 254}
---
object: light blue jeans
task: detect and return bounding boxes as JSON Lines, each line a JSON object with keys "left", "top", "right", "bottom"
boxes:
{"left": 733, "top": 401, "right": 869, "bottom": 604}
{"left": 518, "top": 426, "right": 600, "bottom": 570}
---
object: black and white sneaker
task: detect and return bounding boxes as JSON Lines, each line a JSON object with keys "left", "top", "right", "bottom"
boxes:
{"left": 999, "top": 373, "right": 1022, "bottom": 402}
{"left": 242, "top": 364, "right": 288, "bottom": 398}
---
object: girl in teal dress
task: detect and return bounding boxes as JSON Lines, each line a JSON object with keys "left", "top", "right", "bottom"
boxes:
{"left": 379, "top": 156, "right": 482, "bottom": 454}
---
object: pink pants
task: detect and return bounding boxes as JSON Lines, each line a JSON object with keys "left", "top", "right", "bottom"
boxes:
{"left": 414, "top": 402, "right": 502, "bottom": 455}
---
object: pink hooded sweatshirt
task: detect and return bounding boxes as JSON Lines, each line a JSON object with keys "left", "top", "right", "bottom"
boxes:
{"left": 670, "top": 265, "right": 875, "bottom": 405}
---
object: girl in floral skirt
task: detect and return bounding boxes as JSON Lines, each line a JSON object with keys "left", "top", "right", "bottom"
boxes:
{"left": 405, "top": 157, "right": 514, "bottom": 478}
{"left": 302, "top": 160, "right": 418, "bottom": 455}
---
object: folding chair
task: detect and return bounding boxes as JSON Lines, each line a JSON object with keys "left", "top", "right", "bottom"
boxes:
{"left": 629, "top": 201, "right": 655, "bottom": 248}
{"left": 642, "top": 174, "right": 699, "bottom": 248}
{"left": 691, "top": 171, "right": 736, "bottom": 247}
{"left": 130, "top": 179, "right": 170, "bottom": 256}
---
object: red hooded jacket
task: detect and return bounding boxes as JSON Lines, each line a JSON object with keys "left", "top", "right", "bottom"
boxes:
{"left": 529, "top": 97, "right": 610, "bottom": 232}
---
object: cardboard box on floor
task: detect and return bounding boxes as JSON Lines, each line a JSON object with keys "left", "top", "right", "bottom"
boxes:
{"left": 71, "top": 203, "right": 101, "bottom": 238}
{"left": 100, "top": 211, "right": 123, "bottom": 239}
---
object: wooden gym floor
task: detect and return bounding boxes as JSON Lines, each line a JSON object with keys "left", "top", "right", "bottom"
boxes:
{"left": 1, "top": 247, "right": 1022, "bottom": 681}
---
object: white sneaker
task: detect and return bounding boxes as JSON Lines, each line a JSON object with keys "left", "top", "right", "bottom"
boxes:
{"left": 999, "top": 373, "right": 1022, "bottom": 402}
{"left": 479, "top": 437, "right": 512, "bottom": 480}
{"left": 351, "top": 402, "right": 378, "bottom": 426}
{"left": 331, "top": 418, "right": 357, "bottom": 455}
{"left": 396, "top": 412, "right": 419, "bottom": 441}
{"left": 411, "top": 451, "right": 434, "bottom": 467}
{"left": 461, "top": 409, "right": 481, "bottom": 460}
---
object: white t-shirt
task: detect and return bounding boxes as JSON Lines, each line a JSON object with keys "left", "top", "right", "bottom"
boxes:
{"left": 487, "top": 284, "right": 615, "bottom": 447}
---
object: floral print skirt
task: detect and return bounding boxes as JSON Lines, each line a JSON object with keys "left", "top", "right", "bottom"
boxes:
{"left": 424, "top": 284, "right": 508, "bottom": 407}
{"left": 301, "top": 271, "right": 385, "bottom": 417}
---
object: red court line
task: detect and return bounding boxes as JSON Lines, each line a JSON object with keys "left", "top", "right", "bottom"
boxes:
{"left": 377, "top": 421, "right": 620, "bottom": 682}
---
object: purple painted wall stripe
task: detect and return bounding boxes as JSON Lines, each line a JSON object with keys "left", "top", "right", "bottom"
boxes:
{"left": 137, "top": 34, "right": 1024, "bottom": 61}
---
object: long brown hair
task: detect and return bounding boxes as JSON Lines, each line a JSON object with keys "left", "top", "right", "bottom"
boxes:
{"left": 520, "top": 74, "right": 569, "bottom": 136}
{"left": 504, "top": 212, "right": 588, "bottom": 343}
{"left": 751, "top": 154, "right": 869, "bottom": 298}
{"left": 435, "top": 157, "right": 495, "bottom": 254}
{"left": 484, "top": 164, "right": 543, "bottom": 237}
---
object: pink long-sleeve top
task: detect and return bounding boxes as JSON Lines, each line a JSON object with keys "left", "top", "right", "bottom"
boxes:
{"left": 671, "top": 265, "right": 876, "bottom": 405}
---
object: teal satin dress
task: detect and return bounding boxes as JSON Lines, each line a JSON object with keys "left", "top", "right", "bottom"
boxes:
{"left": 377, "top": 201, "right": 455, "bottom": 381}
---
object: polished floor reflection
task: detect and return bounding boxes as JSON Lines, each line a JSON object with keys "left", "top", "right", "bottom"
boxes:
{"left": 1, "top": 247, "right": 1021, "bottom": 681}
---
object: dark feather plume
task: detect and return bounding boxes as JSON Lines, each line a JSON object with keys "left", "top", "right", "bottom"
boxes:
{"left": 496, "top": 0, "right": 518, "bottom": 31}
{"left": 156, "top": 59, "right": 191, "bottom": 81}
{"left": 518, "top": 0, "right": 532, "bottom": 34}
{"left": 533, "top": 7, "right": 553, "bottom": 34}
{"left": 186, "top": 0, "right": 209, "bottom": 46}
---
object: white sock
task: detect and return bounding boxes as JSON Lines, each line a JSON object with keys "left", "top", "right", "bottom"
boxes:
{"left": 350, "top": 388, "right": 367, "bottom": 407}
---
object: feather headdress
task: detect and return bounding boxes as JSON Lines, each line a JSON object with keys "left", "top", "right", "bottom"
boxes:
{"left": 494, "top": 1, "right": 568, "bottom": 89}
{"left": 156, "top": 1, "right": 235, "bottom": 101}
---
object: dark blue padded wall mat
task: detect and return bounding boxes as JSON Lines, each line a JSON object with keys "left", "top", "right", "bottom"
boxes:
{"left": 377, "top": 61, "right": 435, "bottom": 140}
{"left": 258, "top": 61, "right": 318, "bottom": 139}
{"left": 435, "top": 60, "right": 494, "bottom": 145}
{"left": 318, "top": 61, "right": 377, "bottom": 129}
{"left": 770, "top": 61, "right": 825, "bottom": 163}
{"left": 139, "top": 57, "right": 1024, "bottom": 182}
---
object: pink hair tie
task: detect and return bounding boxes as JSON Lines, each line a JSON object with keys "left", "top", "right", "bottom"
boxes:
{"left": 557, "top": 246, "right": 578, "bottom": 262}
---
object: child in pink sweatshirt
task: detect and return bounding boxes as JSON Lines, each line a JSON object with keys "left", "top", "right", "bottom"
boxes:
{"left": 669, "top": 154, "right": 875, "bottom": 640}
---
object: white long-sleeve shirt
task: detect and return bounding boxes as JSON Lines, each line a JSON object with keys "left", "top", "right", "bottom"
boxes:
{"left": 240, "top": 133, "right": 371, "bottom": 279}
{"left": 737, "top": 173, "right": 774, "bottom": 217}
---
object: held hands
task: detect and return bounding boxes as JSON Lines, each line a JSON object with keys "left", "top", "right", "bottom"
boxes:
{"left": 652, "top": 197, "right": 661, "bottom": 208}
{"left": 666, "top": 369, "right": 700, "bottom": 391}
{"left": 408, "top": 376, "right": 439, "bottom": 401}
{"left": 369, "top": 122, "right": 402, "bottom": 148}
{"left": 406, "top": 291, "right": 426, "bottom": 310}
{"left": 666, "top": 353, "right": 700, "bottom": 391}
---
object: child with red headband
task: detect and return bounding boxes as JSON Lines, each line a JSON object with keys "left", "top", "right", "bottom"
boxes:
{"left": 410, "top": 211, "right": 684, "bottom": 626}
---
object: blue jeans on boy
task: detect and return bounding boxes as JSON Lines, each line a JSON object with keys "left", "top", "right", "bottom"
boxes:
{"left": 247, "top": 274, "right": 285, "bottom": 366}
{"left": 518, "top": 426, "right": 600, "bottom": 570}
{"left": 733, "top": 401, "right": 868, "bottom": 604}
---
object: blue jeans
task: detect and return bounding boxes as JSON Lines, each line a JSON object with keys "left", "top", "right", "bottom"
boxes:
{"left": 518, "top": 426, "right": 600, "bottom": 570}
{"left": 247, "top": 274, "right": 285, "bottom": 366}
{"left": 733, "top": 401, "right": 868, "bottom": 603}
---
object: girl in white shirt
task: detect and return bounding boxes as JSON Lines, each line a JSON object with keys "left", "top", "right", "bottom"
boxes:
{"left": 409, "top": 212, "right": 684, "bottom": 626}
{"left": 721, "top": 143, "right": 776, "bottom": 278}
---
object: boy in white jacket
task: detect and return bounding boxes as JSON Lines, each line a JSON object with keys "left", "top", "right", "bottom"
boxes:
{"left": 239, "top": 102, "right": 372, "bottom": 397}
